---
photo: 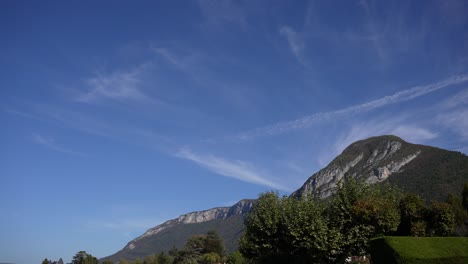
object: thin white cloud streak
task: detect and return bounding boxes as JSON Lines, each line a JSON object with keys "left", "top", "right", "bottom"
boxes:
{"left": 175, "top": 148, "right": 289, "bottom": 191}
{"left": 32, "top": 133, "right": 87, "bottom": 157}
{"left": 279, "top": 26, "right": 305, "bottom": 64}
{"left": 436, "top": 88, "right": 468, "bottom": 140}
{"left": 76, "top": 64, "right": 153, "bottom": 103}
{"left": 233, "top": 73, "right": 468, "bottom": 141}
{"left": 7, "top": 103, "right": 177, "bottom": 157}
{"left": 441, "top": 88, "right": 468, "bottom": 109}
{"left": 437, "top": 108, "right": 468, "bottom": 140}
{"left": 153, "top": 47, "right": 191, "bottom": 70}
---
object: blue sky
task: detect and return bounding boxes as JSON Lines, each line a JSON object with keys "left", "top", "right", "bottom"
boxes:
{"left": 1, "top": 0, "right": 468, "bottom": 263}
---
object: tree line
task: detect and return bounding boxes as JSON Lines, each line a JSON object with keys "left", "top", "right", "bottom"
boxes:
{"left": 65, "top": 231, "right": 247, "bottom": 264}
{"left": 239, "top": 180, "right": 468, "bottom": 263}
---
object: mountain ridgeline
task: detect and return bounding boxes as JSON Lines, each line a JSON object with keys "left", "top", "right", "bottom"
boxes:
{"left": 102, "top": 200, "right": 254, "bottom": 262}
{"left": 101, "top": 135, "right": 468, "bottom": 262}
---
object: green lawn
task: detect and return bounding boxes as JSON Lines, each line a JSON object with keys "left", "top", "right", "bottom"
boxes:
{"left": 369, "top": 236, "right": 468, "bottom": 264}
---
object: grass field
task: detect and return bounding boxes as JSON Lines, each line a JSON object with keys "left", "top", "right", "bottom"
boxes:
{"left": 369, "top": 236, "right": 468, "bottom": 264}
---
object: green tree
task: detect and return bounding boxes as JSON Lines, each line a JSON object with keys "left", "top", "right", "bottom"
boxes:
{"left": 143, "top": 255, "right": 158, "bottom": 264}
{"left": 397, "top": 193, "right": 427, "bottom": 236}
{"left": 279, "top": 195, "right": 328, "bottom": 262}
{"left": 184, "top": 235, "right": 205, "bottom": 259}
{"left": 240, "top": 179, "right": 402, "bottom": 264}
{"left": 175, "top": 231, "right": 226, "bottom": 263}
{"left": 226, "top": 251, "right": 246, "bottom": 264}
{"left": 204, "top": 231, "right": 224, "bottom": 257}
{"left": 426, "top": 201, "right": 455, "bottom": 236}
{"left": 240, "top": 192, "right": 328, "bottom": 263}
{"left": 239, "top": 192, "right": 282, "bottom": 263}
{"left": 200, "top": 252, "right": 221, "bottom": 264}
{"left": 447, "top": 187, "right": 468, "bottom": 236}
{"left": 102, "top": 261, "right": 114, "bottom": 264}
{"left": 156, "top": 252, "right": 173, "bottom": 264}
{"left": 325, "top": 179, "right": 400, "bottom": 262}
{"left": 42, "top": 258, "right": 50, "bottom": 264}
{"left": 71, "top": 251, "right": 98, "bottom": 264}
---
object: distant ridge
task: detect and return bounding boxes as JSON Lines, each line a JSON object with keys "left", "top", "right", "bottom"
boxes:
{"left": 102, "top": 135, "right": 468, "bottom": 261}
{"left": 101, "top": 200, "right": 255, "bottom": 262}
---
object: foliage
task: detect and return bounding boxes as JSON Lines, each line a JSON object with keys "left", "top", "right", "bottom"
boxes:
{"left": 102, "top": 261, "right": 114, "bottom": 264}
{"left": 240, "top": 179, "right": 401, "bottom": 263}
{"left": 446, "top": 187, "right": 468, "bottom": 236}
{"left": 397, "top": 194, "right": 427, "bottom": 236}
{"left": 156, "top": 252, "right": 174, "bottom": 264}
{"left": 369, "top": 236, "right": 468, "bottom": 264}
{"left": 325, "top": 180, "right": 401, "bottom": 262}
{"left": 71, "top": 251, "right": 98, "bottom": 264}
{"left": 386, "top": 146, "right": 468, "bottom": 202}
{"left": 226, "top": 251, "right": 247, "bottom": 264}
{"left": 171, "top": 231, "right": 224, "bottom": 264}
{"left": 199, "top": 253, "right": 221, "bottom": 264}
{"left": 104, "top": 214, "right": 244, "bottom": 262}
{"left": 426, "top": 201, "right": 455, "bottom": 236}
{"left": 42, "top": 259, "right": 50, "bottom": 264}
{"left": 204, "top": 231, "right": 224, "bottom": 257}
{"left": 183, "top": 235, "right": 206, "bottom": 259}
{"left": 143, "top": 255, "right": 157, "bottom": 264}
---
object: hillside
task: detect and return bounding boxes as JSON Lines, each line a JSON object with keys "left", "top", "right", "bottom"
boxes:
{"left": 102, "top": 135, "right": 468, "bottom": 261}
{"left": 101, "top": 200, "right": 254, "bottom": 262}
{"left": 292, "top": 135, "right": 468, "bottom": 201}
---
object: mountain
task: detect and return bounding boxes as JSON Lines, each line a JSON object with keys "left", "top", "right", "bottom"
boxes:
{"left": 292, "top": 135, "right": 468, "bottom": 201}
{"left": 101, "top": 200, "right": 254, "bottom": 262}
{"left": 102, "top": 135, "right": 468, "bottom": 261}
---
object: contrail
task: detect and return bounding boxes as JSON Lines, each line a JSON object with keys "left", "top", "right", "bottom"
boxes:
{"left": 232, "top": 73, "right": 468, "bottom": 141}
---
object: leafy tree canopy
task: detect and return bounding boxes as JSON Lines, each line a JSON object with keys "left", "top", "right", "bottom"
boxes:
{"left": 71, "top": 251, "right": 98, "bottom": 264}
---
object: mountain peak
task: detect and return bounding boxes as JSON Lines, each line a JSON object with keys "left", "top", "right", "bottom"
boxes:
{"left": 344, "top": 135, "right": 405, "bottom": 150}
{"left": 292, "top": 135, "right": 468, "bottom": 201}
{"left": 292, "top": 135, "right": 419, "bottom": 199}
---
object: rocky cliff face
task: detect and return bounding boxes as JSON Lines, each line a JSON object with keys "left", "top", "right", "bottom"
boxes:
{"left": 292, "top": 135, "right": 421, "bottom": 199}
{"left": 130, "top": 199, "right": 254, "bottom": 245}
{"left": 103, "top": 199, "right": 255, "bottom": 261}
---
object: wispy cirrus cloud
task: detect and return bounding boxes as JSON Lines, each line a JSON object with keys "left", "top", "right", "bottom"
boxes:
{"left": 76, "top": 63, "right": 153, "bottom": 104}
{"left": 436, "top": 88, "right": 468, "bottom": 140}
{"left": 437, "top": 108, "right": 468, "bottom": 140}
{"left": 196, "top": 0, "right": 247, "bottom": 30}
{"left": 279, "top": 26, "right": 305, "bottom": 65}
{"left": 440, "top": 88, "right": 468, "bottom": 109}
{"left": 232, "top": 73, "right": 468, "bottom": 141}
{"left": 32, "top": 133, "right": 87, "bottom": 157}
{"left": 175, "top": 147, "right": 289, "bottom": 191}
